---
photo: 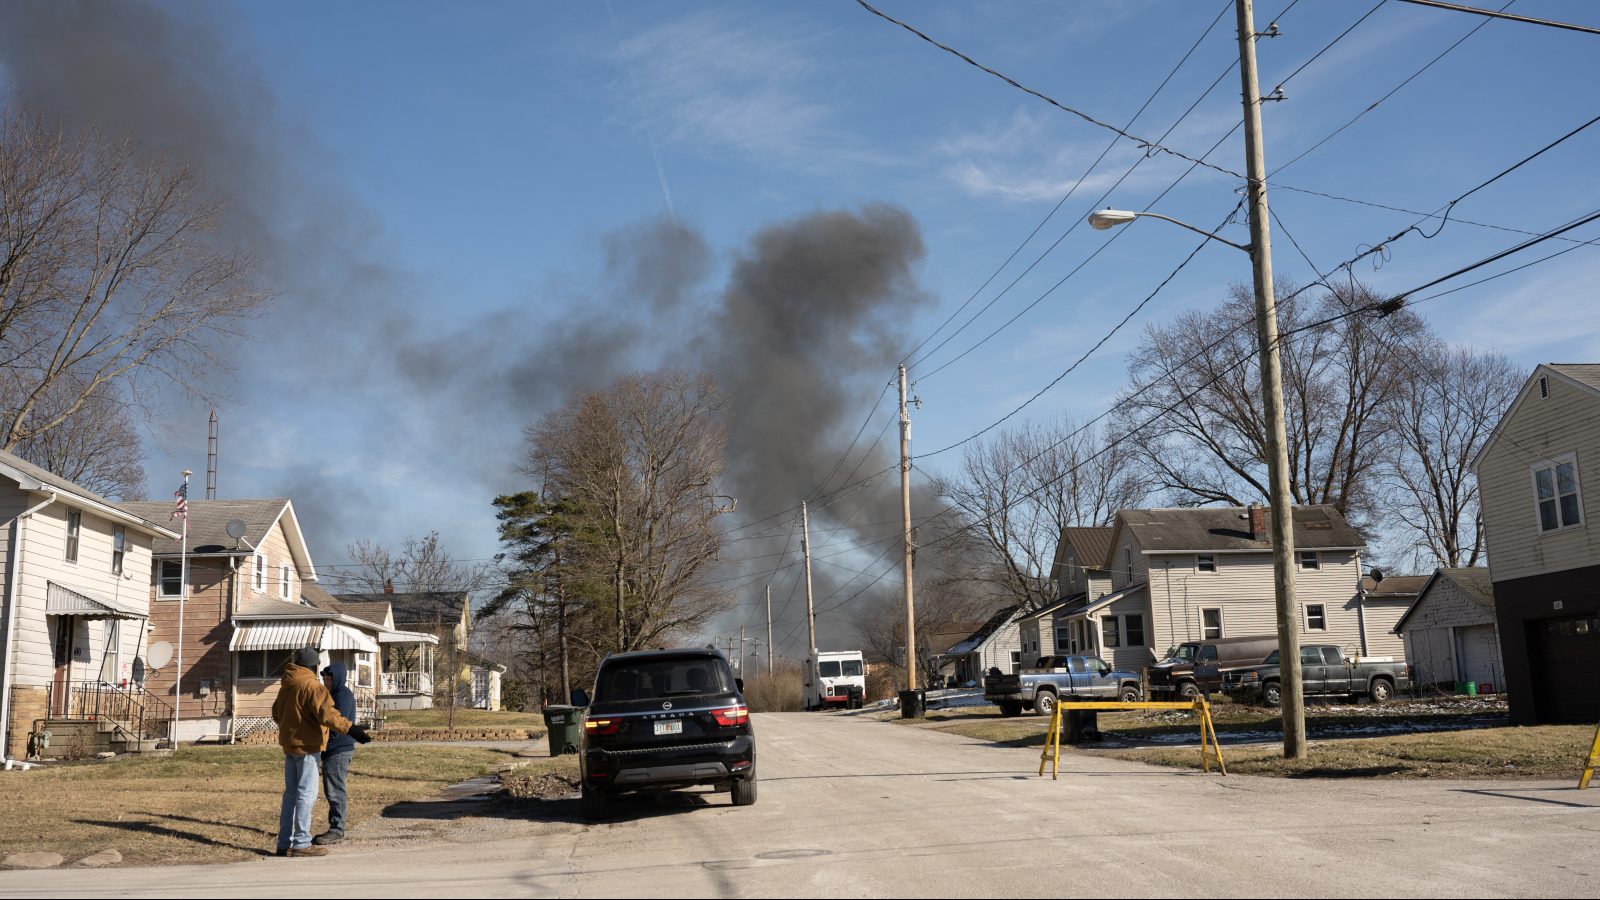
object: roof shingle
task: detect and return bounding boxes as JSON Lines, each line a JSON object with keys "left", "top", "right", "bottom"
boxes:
{"left": 1118, "top": 505, "right": 1365, "bottom": 553}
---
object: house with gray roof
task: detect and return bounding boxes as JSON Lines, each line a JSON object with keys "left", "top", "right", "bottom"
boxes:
{"left": 1022, "top": 527, "right": 1115, "bottom": 661}
{"left": 1395, "top": 568, "right": 1499, "bottom": 693}
{"left": 1059, "top": 505, "right": 1378, "bottom": 676}
{"left": 931, "top": 605, "right": 1024, "bottom": 686}
{"left": 1472, "top": 364, "right": 1600, "bottom": 723}
{"left": 333, "top": 589, "right": 500, "bottom": 709}
{"left": 0, "top": 449, "right": 178, "bottom": 760}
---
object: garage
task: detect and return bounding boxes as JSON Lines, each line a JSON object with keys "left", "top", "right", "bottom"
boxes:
{"left": 1528, "top": 614, "right": 1600, "bottom": 724}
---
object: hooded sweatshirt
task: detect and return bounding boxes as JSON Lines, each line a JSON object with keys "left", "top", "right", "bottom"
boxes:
{"left": 322, "top": 663, "right": 357, "bottom": 757}
{"left": 272, "top": 662, "right": 352, "bottom": 756}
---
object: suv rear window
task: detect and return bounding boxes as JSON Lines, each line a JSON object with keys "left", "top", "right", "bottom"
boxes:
{"left": 596, "top": 656, "right": 733, "bottom": 702}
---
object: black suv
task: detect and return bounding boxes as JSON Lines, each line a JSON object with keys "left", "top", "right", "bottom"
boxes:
{"left": 573, "top": 648, "right": 757, "bottom": 819}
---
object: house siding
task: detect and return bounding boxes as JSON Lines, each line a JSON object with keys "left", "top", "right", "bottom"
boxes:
{"left": 1491, "top": 564, "right": 1600, "bottom": 725}
{"left": 147, "top": 558, "right": 236, "bottom": 718}
{"left": 1477, "top": 374, "right": 1600, "bottom": 583}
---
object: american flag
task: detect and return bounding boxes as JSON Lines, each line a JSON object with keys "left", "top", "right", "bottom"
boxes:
{"left": 172, "top": 481, "right": 188, "bottom": 521}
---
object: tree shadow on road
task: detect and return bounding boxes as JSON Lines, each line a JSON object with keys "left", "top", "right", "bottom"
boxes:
{"left": 71, "top": 817, "right": 272, "bottom": 856}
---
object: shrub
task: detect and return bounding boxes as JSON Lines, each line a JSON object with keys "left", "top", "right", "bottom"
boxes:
{"left": 743, "top": 664, "right": 806, "bottom": 712}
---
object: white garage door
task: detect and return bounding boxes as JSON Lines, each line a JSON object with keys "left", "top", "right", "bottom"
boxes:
{"left": 1408, "top": 627, "right": 1456, "bottom": 687}
{"left": 1456, "top": 624, "right": 1502, "bottom": 692}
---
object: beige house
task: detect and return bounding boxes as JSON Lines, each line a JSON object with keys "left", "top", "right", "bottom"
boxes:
{"left": 1021, "top": 527, "right": 1115, "bottom": 660}
{"left": 1395, "top": 568, "right": 1499, "bottom": 692}
{"left": 1356, "top": 573, "right": 1429, "bottom": 661}
{"left": 0, "top": 450, "right": 178, "bottom": 760}
{"left": 1058, "top": 505, "right": 1375, "bottom": 674}
{"left": 334, "top": 590, "right": 499, "bottom": 710}
{"left": 1471, "top": 364, "right": 1600, "bottom": 724}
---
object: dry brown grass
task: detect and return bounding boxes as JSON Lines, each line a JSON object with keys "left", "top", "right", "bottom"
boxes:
{"left": 743, "top": 665, "right": 806, "bottom": 712}
{"left": 500, "top": 755, "right": 582, "bottom": 799}
{"left": 0, "top": 744, "right": 516, "bottom": 867}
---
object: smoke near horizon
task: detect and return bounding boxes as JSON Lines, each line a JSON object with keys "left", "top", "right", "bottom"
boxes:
{"left": 0, "top": 0, "right": 954, "bottom": 654}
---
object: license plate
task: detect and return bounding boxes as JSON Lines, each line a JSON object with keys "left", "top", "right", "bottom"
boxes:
{"left": 654, "top": 720, "right": 683, "bottom": 736}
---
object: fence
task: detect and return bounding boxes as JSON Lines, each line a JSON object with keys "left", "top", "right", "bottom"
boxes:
{"left": 382, "top": 671, "right": 433, "bottom": 695}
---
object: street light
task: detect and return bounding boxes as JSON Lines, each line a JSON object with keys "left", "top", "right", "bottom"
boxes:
{"left": 1086, "top": 208, "right": 1253, "bottom": 254}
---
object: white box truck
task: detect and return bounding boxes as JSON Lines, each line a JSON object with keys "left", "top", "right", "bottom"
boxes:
{"left": 808, "top": 650, "right": 867, "bottom": 710}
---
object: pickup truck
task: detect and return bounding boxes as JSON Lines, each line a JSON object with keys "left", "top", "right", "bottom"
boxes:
{"left": 984, "top": 655, "right": 1143, "bottom": 717}
{"left": 1223, "top": 645, "right": 1412, "bottom": 706}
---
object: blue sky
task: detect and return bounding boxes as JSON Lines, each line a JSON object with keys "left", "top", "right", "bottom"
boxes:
{"left": 7, "top": 1, "right": 1597, "bottom": 652}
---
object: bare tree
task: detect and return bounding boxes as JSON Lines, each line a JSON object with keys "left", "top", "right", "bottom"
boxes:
{"left": 4, "top": 373, "right": 146, "bottom": 499}
{"left": 932, "top": 417, "right": 1150, "bottom": 611}
{"left": 1118, "top": 280, "right": 1425, "bottom": 528}
{"left": 526, "top": 369, "right": 732, "bottom": 654}
{"left": 1383, "top": 346, "right": 1522, "bottom": 569}
{"left": 0, "top": 101, "right": 266, "bottom": 451}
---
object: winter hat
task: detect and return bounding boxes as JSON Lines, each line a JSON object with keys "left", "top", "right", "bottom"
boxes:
{"left": 294, "top": 647, "right": 321, "bottom": 670}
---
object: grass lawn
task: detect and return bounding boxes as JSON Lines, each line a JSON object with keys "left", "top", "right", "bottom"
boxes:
{"left": 380, "top": 708, "right": 545, "bottom": 730}
{"left": 0, "top": 744, "right": 518, "bottom": 867}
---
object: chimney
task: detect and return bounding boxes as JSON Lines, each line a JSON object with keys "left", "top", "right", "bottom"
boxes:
{"left": 1248, "top": 503, "right": 1267, "bottom": 541}
{"left": 383, "top": 578, "right": 394, "bottom": 594}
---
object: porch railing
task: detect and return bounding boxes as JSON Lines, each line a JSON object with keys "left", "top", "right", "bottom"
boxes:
{"left": 381, "top": 671, "right": 433, "bottom": 695}
{"left": 46, "top": 681, "right": 173, "bottom": 742}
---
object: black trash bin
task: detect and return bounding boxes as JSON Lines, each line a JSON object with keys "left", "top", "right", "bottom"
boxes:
{"left": 898, "top": 689, "right": 926, "bottom": 719}
{"left": 1064, "top": 709, "right": 1101, "bottom": 744}
{"left": 542, "top": 704, "right": 582, "bottom": 756}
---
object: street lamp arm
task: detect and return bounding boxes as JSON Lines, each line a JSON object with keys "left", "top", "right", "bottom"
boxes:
{"left": 1133, "top": 211, "right": 1253, "bottom": 254}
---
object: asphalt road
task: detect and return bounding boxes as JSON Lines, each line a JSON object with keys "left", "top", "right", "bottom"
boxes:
{"left": 4, "top": 712, "right": 1599, "bottom": 897}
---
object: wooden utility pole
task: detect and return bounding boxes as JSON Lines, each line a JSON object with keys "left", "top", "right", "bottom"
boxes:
{"left": 766, "top": 584, "right": 775, "bottom": 675}
{"left": 801, "top": 501, "right": 818, "bottom": 710}
{"left": 739, "top": 624, "right": 747, "bottom": 675}
{"left": 1236, "top": 0, "right": 1306, "bottom": 759}
{"left": 898, "top": 364, "right": 919, "bottom": 695}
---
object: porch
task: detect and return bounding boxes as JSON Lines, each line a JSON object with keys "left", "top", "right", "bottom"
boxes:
{"left": 36, "top": 680, "right": 173, "bottom": 758}
{"left": 378, "top": 628, "right": 439, "bottom": 711}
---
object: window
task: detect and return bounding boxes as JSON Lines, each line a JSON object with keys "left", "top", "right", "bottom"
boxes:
{"left": 1196, "top": 553, "right": 1217, "bottom": 573}
{"left": 1009, "top": 651, "right": 1022, "bottom": 674}
{"left": 1321, "top": 647, "right": 1343, "bottom": 665}
{"left": 239, "top": 649, "right": 295, "bottom": 679}
{"left": 253, "top": 553, "right": 266, "bottom": 592}
{"left": 160, "top": 560, "right": 183, "bottom": 597}
{"left": 112, "top": 526, "right": 126, "bottom": 576}
{"left": 819, "top": 660, "right": 842, "bottom": 678}
{"left": 279, "top": 563, "right": 292, "bottom": 600}
{"left": 1125, "top": 548, "right": 1133, "bottom": 578}
{"left": 1124, "top": 614, "right": 1145, "bottom": 647}
{"left": 1533, "top": 454, "right": 1582, "bottom": 532}
{"left": 1298, "top": 551, "right": 1321, "bottom": 570}
{"left": 1102, "top": 617, "right": 1121, "bottom": 649}
{"left": 1055, "top": 627, "right": 1071, "bottom": 651}
{"left": 65, "top": 510, "right": 81, "bottom": 562}
{"left": 1300, "top": 647, "right": 1324, "bottom": 666}
{"left": 840, "top": 659, "right": 863, "bottom": 677}
{"left": 1305, "top": 603, "right": 1327, "bottom": 631}
{"left": 1202, "top": 608, "right": 1224, "bottom": 640}
{"left": 1069, "top": 657, "right": 1088, "bottom": 674}
{"left": 1198, "top": 644, "right": 1219, "bottom": 662}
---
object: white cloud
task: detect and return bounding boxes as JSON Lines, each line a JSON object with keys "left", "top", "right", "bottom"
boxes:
{"left": 1437, "top": 254, "right": 1600, "bottom": 361}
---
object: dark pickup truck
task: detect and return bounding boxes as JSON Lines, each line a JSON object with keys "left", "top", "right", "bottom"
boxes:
{"left": 1224, "top": 645, "right": 1411, "bottom": 706}
{"left": 984, "top": 655, "right": 1143, "bottom": 717}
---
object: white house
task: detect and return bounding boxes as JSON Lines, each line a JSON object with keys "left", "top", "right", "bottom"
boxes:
{"left": 0, "top": 451, "right": 177, "bottom": 760}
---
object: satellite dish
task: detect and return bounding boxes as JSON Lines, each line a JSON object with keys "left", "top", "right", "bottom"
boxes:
{"left": 1369, "top": 568, "right": 1385, "bottom": 584}
{"left": 226, "top": 519, "right": 248, "bottom": 540}
{"left": 149, "top": 641, "right": 174, "bottom": 670}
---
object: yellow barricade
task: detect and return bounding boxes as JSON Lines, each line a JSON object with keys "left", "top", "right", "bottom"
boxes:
{"left": 1038, "top": 699, "right": 1227, "bottom": 780}
{"left": 1579, "top": 719, "right": 1600, "bottom": 790}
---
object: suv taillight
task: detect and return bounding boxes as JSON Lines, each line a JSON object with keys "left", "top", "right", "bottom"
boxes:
{"left": 710, "top": 705, "right": 749, "bottom": 727}
{"left": 584, "top": 717, "right": 621, "bottom": 736}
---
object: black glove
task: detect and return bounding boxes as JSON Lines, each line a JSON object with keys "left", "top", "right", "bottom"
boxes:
{"left": 348, "top": 723, "right": 372, "bottom": 744}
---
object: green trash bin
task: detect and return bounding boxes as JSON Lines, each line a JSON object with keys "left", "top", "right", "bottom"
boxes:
{"left": 1462, "top": 681, "right": 1478, "bottom": 697}
{"left": 542, "top": 704, "right": 582, "bottom": 756}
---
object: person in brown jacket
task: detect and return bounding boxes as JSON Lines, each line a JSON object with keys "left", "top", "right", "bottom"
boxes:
{"left": 272, "top": 647, "right": 368, "bottom": 857}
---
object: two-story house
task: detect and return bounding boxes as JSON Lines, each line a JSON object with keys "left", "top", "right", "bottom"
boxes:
{"left": 1022, "top": 526, "right": 1115, "bottom": 661}
{"left": 119, "top": 498, "right": 390, "bottom": 740}
{"left": 0, "top": 450, "right": 177, "bottom": 760}
{"left": 1055, "top": 505, "right": 1372, "bottom": 674}
{"left": 1471, "top": 364, "right": 1600, "bottom": 725}
{"left": 334, "top": 589, "right": 501, "bottom": 709}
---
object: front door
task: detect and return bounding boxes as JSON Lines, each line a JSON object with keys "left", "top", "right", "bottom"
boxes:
{"left": 51, "top": 617, "right": 76, "bottom": 715}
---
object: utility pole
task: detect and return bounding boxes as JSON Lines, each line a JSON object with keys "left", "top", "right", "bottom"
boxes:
{"left": 801, "top": 501, "right": 818, "bottom": 710}
{"left": 1236, "top": 0, "right": 1306, "bottom": 759}
{"left": 766, "top": 584, "right": 775, "bottom": 676}
{"left": 739, "top": 624, "right": 747, "bottom": 676}
{"left": 898, "top": 364, "right": 919, "bottom": 695}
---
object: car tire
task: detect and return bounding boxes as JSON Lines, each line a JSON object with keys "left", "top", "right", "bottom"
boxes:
{"left": 1369, "top": 678, "right": 1393, "bottom": 704}
{"left": 1120, "top": 684, "right": 1141, "bottom": 703}
{"left": 1178, "top": 682, "right": 1202, "bottom": 702}
{"left": 999, "top": 702, "right": 1022, "bottom": 718}
{"left": 580, "top": 782, "right": 610, "bottom": 821}
{"left": 1034, "top": 690, "right": 1057, "bottom": 718}
{"left": 1261, "top": 681, "right": 1283, "bottom": 708}
{"left": 731, "top": 772, "right": 758, "bottom": 807}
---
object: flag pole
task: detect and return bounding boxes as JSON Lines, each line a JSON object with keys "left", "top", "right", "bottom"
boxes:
{"left": 173, "top": 469, "right": 191, "bottom": 747}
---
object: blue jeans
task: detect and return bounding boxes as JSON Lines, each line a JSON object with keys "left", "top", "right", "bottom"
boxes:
{"left": 278, "top": 753, "right": 320, "bottom": 851}
{"left": 321, "top": 750, "right": 352, "bottom": 836}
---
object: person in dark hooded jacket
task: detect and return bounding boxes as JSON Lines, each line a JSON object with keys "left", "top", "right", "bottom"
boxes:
{"left": 316, "top": 662, "right": 358, "bottom": 845}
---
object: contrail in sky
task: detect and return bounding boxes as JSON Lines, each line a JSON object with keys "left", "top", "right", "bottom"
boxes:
{"left": 605, "top": 0, "right": 677, "bottom": 224}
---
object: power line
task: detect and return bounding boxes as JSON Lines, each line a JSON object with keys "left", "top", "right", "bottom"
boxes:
{"left": 1394, "top": 0, "right": 1600, "bottom": 36}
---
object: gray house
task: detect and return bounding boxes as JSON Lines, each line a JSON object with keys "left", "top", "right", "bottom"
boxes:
{"left": 1394, "top": 568, "right": 1500, "bottom": 692}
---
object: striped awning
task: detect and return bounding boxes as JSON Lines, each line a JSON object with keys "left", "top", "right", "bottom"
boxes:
{"left": 45, "top": 582, "right": 140, "bottom": 620}
{"left": 379, "top": 628, "right": 440, "bottom": 646}
{"left": 322, "top": 622, "right": 380, "bottom": 654}
{"left": 230, "top": 622, "right": 322, "bottom": 652}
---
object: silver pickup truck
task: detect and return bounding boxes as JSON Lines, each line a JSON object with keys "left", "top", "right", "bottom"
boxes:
{"left": 983, "top": 655, "right": 1143, "bottom": 717}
